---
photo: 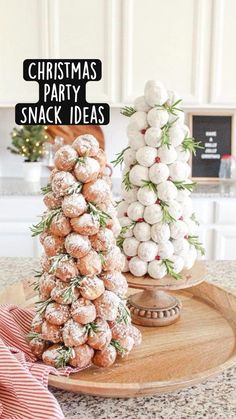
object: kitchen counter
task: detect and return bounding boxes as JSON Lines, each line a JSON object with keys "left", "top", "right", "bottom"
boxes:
{"left": 0, "top": 258, "right": 235, "bottom": 419}
{"left": 1, "top": 177, "right": 236, "bottom": 198}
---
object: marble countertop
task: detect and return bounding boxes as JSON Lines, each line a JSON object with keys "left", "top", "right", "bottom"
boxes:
{"left": 1, "top": 177, "right": 236, "bottom": 198}
{"left": 0, "top": 257, "right": 235, "bottom": 419}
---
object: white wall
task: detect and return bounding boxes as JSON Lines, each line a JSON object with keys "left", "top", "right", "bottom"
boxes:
{"left": 0, "top": 107, "right": 128, "bottom": 179}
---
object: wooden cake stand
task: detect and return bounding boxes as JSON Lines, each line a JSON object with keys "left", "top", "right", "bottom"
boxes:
{"left": 1, "top": 263, "right": 236, "bottom": 397}
{"left": 125, "top": 261, "right": 206, "bottom": 327}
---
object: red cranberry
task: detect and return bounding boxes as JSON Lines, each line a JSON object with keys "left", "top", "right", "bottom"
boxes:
{"left": 137, "top": 218, "right": 144, "bottom": 223}
{"left": 127, "top": 256, "right": 132, "bottom": 261}
{"left": 140, "top": 129, "right": 146, "bottom": 135}
{"left": 155, "top": 157, "right": 161, "bottom": 163}
{"left": 124, "top": 212, "right": 128, "bottom": 217}
{"left": 155, "top": 255, "right": 161, "bottom": 260}
{"left": 184, "top": 235, "right": 189, "bottom": 239}
{"left": 155, "top": 199, "right": 161, "bottom": 205}
{"left": 179, "top": 216, "right": 183, "bottom": 221}
{"left": 167, "top": 176, "right": 172, "bottom": 181}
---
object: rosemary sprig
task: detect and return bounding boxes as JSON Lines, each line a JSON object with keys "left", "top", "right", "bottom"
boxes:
{"left": 98, "top": 251, "right": 106, "bottom": 265}
{"left": 34, "top": 270, "right": 43, "bottom": 278}
{"left": 35, "top": 297, "right": 52, "bottom": 314}
{"left": 115, "top": 200, "right": 122, "bottom": 207}
{"left": 117, "top": 302, "right": 131, "bottom": 325}
{"left": 41, "top": 183, "right": 52, "bottom": 195}
{"left": 66, "top": 182, "right": 82, "bottom": 195}
{"left": 55, "top": 346, "right": 74, "bottom": 368}
{"left": 62, "top": 276, "right": 84, "bottom": 303}
{"left": 76, "top": 157, "right": 86, "bottom": 165}
{"left": 32, "top": 280, "right": 40, "bottom": 292}
{"left": 182, "top": 137, "right": 204, "bottom": 156}
{"left": 141, "top": 180, "right": 157, "bottom": 193}
{"left": 120, "top": 221, "right": 136, "bottom": 236}
{"left": 162, "top": 259, "right": 182, "bottom": 280}
{"left": 187, "top": 235, "right": 205, "bottom": 256}
{"left": 120, "top": 106, "right": 136, "bottom": 117}
{"left": 111, "top": 339, "right": 127, "bottom": 354}
{"left": 49, "top": 254, "right": 71, "bottom": 274}
{"left": 155, "top": 99, "right": 183, "bottom": 116}
{"left": 173, "top": 181, "right": 197, "bottom": 192}
{"left": 88, "top": 202, "right": 111, "bottom": 228}
{"left": 85, "top": 322, "right": 99, "bottom": 336}
{"left": 30, "top": 208, "right": 61, "bottom": 237}
{"left": 190, "top": 213, "right": 200, "bottom": 226}
{"left": 160, "top": 124, "right": 171, "bottom": 148}
{"left": 27, "top": 332, "right": 41, "bottom": 341}
{"left": 111, "top": 146, "right": 130, "bottom": 167}
{"left": 159, "top": 201, "right": 176, "bottom": 224}
{"left": 122, "top": 171, "right": 132, "bottom": 191}
{"left": 116, "top": 236, "right": 125, "bottom": 249}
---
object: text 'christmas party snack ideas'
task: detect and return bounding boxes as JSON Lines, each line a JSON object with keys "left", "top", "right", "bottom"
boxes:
{"left": 28, "top": 134, "right": 141, "bottom": 369}
{"left": 113, "top": 80, "right": 206, "bottom": 326}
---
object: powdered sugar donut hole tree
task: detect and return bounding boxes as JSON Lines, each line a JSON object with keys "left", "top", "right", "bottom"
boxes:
{"left": 29, "top": 134, "right": 141, "bottom": 369}
{"left": 113, "top": 80, "right": 205, "bottom": 327}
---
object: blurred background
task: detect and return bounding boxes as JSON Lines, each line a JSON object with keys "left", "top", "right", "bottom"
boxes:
{"left": 0, "top": 0, "right": 236, "bottom": 259}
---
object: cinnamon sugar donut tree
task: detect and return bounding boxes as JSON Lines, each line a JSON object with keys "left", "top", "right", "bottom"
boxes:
{"left": 29, "top": 134, "right": 141, "bottom": 369}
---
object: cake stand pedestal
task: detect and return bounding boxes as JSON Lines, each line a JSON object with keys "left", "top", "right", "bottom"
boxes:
{"left": 125, "top": 260, "right": 206, "bottom": 327}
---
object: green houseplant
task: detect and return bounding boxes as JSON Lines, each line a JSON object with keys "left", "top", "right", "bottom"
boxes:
{"left": 8, "top": 125, "right": 49, "bottom": 182}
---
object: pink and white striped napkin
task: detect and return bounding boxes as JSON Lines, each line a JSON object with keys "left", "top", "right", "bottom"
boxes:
{"left": 0, "top": 305, "right": 75, "bottom": 419}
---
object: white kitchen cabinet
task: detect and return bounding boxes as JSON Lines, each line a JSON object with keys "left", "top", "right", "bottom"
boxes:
{"left": 210, "top": 0, "right": 236, "bottom": 104}
{"left": 0, "top": 196, "right": 44, "bottom": 257}
{"left": 0, "top": 0, "right": 45, "bottom": 105}
{"left": 48, "top": 0, "right": 116, "bottom": 103}
{"left": 214, "top": 227, "right": 236, "bottom": 259}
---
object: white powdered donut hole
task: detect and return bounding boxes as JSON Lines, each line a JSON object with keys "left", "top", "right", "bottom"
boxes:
{"left": 168, "top": 123, "right": 185, "bottom": 147}
{"left": 157, "top": 145, "right": 177, "bottom": 165}
{"left": 147, "top": 108, "right": 169, "bottom": 128}
{"left": 134, "top": 96, "right": 151, "bottom": 112}
{"left": 144, "top": 204, "right": 162, "bottom": 224}
{"left": 167, "top": 90, "right": 181, "bottom": 106}
{"left": 121, "top": 185, "right": 138, "bottom": 203}
{"left": 123, "top": 237, "right": 140, "bottom": 257}
{"left": 136, "top": 146, "right": 157, "bottom": 167}
{"left": 119, "top": 217, "right": 134, "bottom": 238}
{"left": 183, "top": 124, "right": 190, "bottom": 137}
{"left": 129, "top": 165, "right": 149, "bottom": 187}
{"left": 184, "top": 218, "right": 197, "bottom": 235}
{"left": 116, "top": 201, "right": 129, "bottom": 218}
{"left": 170, "top": 255, "right": 184, "bottom": 273}
{"left": 151, "top": 222, "right": 170, "bottom": 243}
{"left": 122, "top": 257, "right": 129, "bottom": 272}
{"left": 138, "top": 241, "right": 158, "bottom": 262}
{"left": 169, "top": 162, "right": 191, "bottom": 181}
{"left": 133, "top": 222, "right": 151, "bottom": 242}
{"left": 127, "top": 201, "right": 144, "bottom": 221}
{"left": 127, "top": 122, "right": 146, "bottom": 150}
{"left": 172, "top": 238, "right": 190, "bottom": 256}
{"left": 137, "top": 187, "right": 157, "bottom": 206}
{"left": 176, "top": 188, "right": 191, "bottom": 202}
{"left": 168, "top": 110, "right": 185, "bottom": 125}
{"left": 181, "top": 197, "right": 193, "bottom": 218}
{"left": 170, "top": 220, "right": 188, "bottom": 239}
{"left": 176, "top": 146, "right": 190, "bottom": 163}
{"left": 157, "top": 181, "right": 178, "bottom": 202}
{"left": 123, "top": 148, "right": 137, "bottom": 167}
{"left": 144, "top": 127, "right": 162, "bottom": 148}
{"left": 148, "top": 260, "right": 167, "bottom": 279}
{"left": 184, "top": 246, "right": 197, "bottom": 270}
{"left": 167, "top": 200, "right": 183, "bottom": 220}
{"left": 157, "top": 241, "right": 174, "bottom": 259}
{"left": 144, "top": 80, "right": 168, "bottom": 107}
{"left": 130, "top": 111, "right": 148, "bottom": 130}
{"left": 149, "top": 163, "right": 169, "bottom": 184}
{"left": 129, "top": 257, "right": 147, "bottom": 277}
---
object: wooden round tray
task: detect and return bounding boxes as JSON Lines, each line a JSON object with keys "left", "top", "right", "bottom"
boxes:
{"left": 1, "top": 276, "right": 236, "bottom": 397}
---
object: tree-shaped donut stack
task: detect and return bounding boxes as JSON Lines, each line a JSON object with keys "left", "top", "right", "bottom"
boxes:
{"left": 114, "top": 80, "right": 204, "bottom": 280}
{"left": 29, "top": 134, "right": 141, "bottom": 369}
